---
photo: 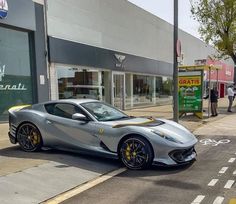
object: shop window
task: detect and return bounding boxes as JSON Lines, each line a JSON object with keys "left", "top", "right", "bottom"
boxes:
{"left": 0, "top": 27, "right": 33, "bottom": 121}
{"left": 155, "top": 76, "right": 173, "bottom": 105}
{"left": 133, "top": 74, "right": 154, "bottom": 106}
{"left": 57, "top": 67, "right": 105, "bottom": 101}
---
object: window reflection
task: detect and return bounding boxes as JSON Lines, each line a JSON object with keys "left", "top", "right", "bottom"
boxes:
{"left": 57, "top": 67, "right": 105, "bottom": 100}
{"left": 133, "top": 74, "right": 154, "bottom": 106}
{"left": 156, "top": 76, "right": 173, "bottom": 105}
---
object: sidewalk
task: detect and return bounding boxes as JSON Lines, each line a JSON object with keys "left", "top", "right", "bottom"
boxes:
{"left": 125, "top": 97, "right": 235, "bottom": 132}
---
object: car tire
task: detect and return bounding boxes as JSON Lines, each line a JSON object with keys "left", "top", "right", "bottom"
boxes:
{"left": 16, "top": 123, "right": 43, "bottom": 152}
{"left": 119, "top": 136, "right": 153, "bottom": 170}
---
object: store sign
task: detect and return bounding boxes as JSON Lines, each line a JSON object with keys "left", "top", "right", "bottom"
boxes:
{"left": 194, "top": 59, "right": 206, "bottom": 66}
{"left": 0, "top": 0, "right": 8, "bottom": 19}
{"left": 226, "top": 69, "right": 232, "bottom": 76}
{"left": 179, "top": 72, "right": 202, "bottom": 112}
{"left": 0, "top": 64, "right": 27, "bottom": 91}
{"left": 115, "top": 54, "right": 126, "bottom": 68}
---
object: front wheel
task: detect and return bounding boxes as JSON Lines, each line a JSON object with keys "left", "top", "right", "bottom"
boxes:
{"left": 16, "top": 123, "right": 43, "bottom": 152}
{"left": 119, "top": 136, "right": 153, "bottom": 170}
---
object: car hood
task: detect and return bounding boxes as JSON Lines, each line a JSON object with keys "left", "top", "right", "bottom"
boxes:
{"left": 104, "top": 117, "right": 196, "bottom": 144}
{"left": 150, "top": 118, "right": 196, "bottom": 143}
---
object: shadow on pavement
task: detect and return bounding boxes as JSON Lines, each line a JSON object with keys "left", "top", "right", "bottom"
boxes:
{"left": 0, "top": 145, "right": 196, "bottom": 176}
{"left": 0, "top": 145, "right": 121, "bottom": 174}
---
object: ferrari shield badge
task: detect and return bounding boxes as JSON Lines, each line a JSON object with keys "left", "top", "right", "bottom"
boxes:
{"left": 98, "top": 128, "right": 104, "bottom": 135}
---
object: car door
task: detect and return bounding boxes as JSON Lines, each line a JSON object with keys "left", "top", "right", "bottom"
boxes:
{"left": 44, "top": 102, "right": 101, "bottom": 150}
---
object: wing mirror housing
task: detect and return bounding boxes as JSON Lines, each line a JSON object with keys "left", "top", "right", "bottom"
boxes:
{"left": 72, "top": 113, "right": 88, "bottom": 121}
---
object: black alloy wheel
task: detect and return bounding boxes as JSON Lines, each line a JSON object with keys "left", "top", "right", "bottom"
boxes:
{"left": 119, "top": 136, "right": 153, "bottom": 170}
{"left": 16, "top": 123, "right": 42, "bottom": 152}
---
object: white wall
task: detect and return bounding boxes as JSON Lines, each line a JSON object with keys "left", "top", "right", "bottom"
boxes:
{"left": 47, "top": 0, "right": 233, "bottom": 66}
{"left": 47, "top": 0, "right": 173, "bottom": 63}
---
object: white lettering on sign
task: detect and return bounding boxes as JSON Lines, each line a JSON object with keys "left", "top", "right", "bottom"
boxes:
{"left": 0, "top": 64, "right": 27, "bottom": 91}
{"left": 0, "top": 64, "right": 5, "bottom": 82}
{"left": 0, "top": 83, "right": 27, "bottom": 90}
{"left": 226, "top": 70, "right": 232, "bottom": 76}
{"left": 199, "top": 139, "right": 230, "bottom": 146}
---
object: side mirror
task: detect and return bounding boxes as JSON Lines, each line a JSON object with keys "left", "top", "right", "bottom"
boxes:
{"left": 72, "top": 113, "right": 88, "bottom": 121}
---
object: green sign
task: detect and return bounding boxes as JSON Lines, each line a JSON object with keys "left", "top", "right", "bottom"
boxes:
{"left": 179, "top": 71, "right": 203, "bottom": 112}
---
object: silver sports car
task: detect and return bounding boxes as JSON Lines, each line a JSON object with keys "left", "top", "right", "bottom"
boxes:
{"left": 8, "top": 99, "right": 197, "bottom": 169}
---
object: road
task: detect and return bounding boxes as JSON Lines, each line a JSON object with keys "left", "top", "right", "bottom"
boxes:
{"left": 62, "top": 134, "right": 236, "bottom": 204}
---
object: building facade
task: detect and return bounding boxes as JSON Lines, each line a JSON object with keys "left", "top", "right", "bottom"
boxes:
{"left": 46, "top": 0, "right": 234, "bottom": 111}
{"left": 0, "top": 0, "right": 234, "bottom": 121}
{"left": 0, "top": 0, "right": 49, "bottom": 121}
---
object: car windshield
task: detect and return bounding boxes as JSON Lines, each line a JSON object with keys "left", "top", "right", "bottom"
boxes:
{"left": 81, "top": 102, "right": 130, "bottom": 121}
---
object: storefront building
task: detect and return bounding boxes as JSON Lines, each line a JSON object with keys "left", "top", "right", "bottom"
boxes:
{"left": 0, "top": 0, "right": 49, "bottom": 121}
{"left": 46, "top": 0, "right": 181, "bottom": 110}
{"left": 0, "top": 0, "right": 234, "bottom": 122}
{"left": 48, "top": 37, "right": 173, "bottom": 110}
{"left": 47, "top": 0, "right": 229, "bottom": 110}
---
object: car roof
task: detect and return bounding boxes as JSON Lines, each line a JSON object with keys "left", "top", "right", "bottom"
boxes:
{"left": 43, "top": 99, "right": 98, "bottom": 105}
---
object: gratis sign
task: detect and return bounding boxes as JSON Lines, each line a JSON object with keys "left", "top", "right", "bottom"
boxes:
{"left": 179, "top": 71, "right": 203, "bottom": 112}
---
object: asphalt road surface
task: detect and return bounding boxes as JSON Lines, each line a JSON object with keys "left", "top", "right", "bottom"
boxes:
{"left": 62, "top": 134, "right": 236, "bottom": 204}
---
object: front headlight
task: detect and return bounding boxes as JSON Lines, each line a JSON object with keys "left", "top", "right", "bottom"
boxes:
{"left": 152, "top": 130, "right": 183, "bottom": 144}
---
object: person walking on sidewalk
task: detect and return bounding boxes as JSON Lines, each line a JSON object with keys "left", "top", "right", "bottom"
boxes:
{"left": 227, "top": 84, "right": 234, "bottom": 112}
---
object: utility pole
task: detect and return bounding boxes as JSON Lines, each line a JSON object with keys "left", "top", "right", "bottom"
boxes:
{"left": 173, "top": 0, "right": 179, "bottom": 122}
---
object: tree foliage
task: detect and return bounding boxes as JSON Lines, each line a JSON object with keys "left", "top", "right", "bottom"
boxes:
{"left": 190, "top": 0, "right": 236, "bottom": 65}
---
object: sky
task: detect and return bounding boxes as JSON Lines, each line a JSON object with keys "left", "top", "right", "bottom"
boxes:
{"left": 127, "top": 0, "right": 200, "bottom": 39}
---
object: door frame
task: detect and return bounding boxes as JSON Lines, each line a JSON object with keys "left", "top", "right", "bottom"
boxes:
{"left": 111, "top": 72, "right": 126, "bottom": 110}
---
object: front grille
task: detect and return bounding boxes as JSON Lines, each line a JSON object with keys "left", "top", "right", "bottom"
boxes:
{"left": 169, "top": 147, "right": 195, "bottom": 163}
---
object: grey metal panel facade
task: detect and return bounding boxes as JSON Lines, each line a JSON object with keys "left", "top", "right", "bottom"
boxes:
{"left": 34, "top": 3, "right": 49, "bottom": 102}
{"left": 46, "top": 0, "right": 233, "bottom": 68}
{"left": 48, "top": 37, "right": 173, "bottom": 77}
{"left": 0, "top": 0, "right": 36, "bottom": 31}
{"left": 46, "top": 0, "right": 173, "bottom": 64}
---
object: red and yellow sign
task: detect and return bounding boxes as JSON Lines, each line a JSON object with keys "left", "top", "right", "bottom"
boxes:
{"left": 179, "top": 76, "right": 201, "bottom": 87}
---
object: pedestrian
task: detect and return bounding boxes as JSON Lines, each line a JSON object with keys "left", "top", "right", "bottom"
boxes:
{"left": 227, "top": 84, "right": 234, "bottom": 112}
{"left": 204, "top": 86, "right": 218, "bottom": 116}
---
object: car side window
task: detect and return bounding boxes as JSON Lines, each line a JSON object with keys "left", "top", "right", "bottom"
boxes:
{"left": 45, "top": 103, "right": 86, "bottom": 119}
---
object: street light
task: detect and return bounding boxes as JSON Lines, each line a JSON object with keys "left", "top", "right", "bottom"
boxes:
{"left": 173, "top": 0, "right": 179, "bottom": 122}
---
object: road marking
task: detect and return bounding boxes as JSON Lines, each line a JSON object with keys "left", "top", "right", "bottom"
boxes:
{"left": 42, "top": 167, "right": 127, "bottom": 204}
{"left": 199, "top": 139, "right": 230, "bottom": 146}
{"left": 229, "top": 198, "right": 236, "bottom": 204}
{"left": 228, "top": 158, "right": 236, "bottom": 163}
{"left": 224, "top": 180, "right": 235, "bottom": 189}
{"left": 233, "top": 170, "right": 236, "bottom": 175}
{"left": 191, "top": 195, "right": 205, "bottom": 204}
{"left": 212, "top": 196, "right": 224, "bottom": 204}
{"left": 219, "top": 167, "right": 228, "bottom": 174}
{"left": 208, "top": 179, "right": 219, "bottom": 186}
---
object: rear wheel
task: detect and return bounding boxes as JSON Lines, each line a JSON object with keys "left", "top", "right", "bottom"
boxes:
{"left": 16, "top": 123, "right": 42, "bottom": 152}
{"left": 119, "top": 136, "right": 153, "bottom": 170}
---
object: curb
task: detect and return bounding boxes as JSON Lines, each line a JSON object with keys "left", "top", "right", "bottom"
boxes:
{"left": 41, "top": 168, "right": 127, "bottom": 204}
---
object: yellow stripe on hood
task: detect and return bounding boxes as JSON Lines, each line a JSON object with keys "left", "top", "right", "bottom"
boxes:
{"left": 112, "top": 117, "right": 155, "bottom": 128}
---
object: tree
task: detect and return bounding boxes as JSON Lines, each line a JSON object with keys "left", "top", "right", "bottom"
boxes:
{"left": 191, "top": 0, "right": 236, "bottom": 82}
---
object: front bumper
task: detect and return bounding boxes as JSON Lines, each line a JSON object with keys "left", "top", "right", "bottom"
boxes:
{"left": 8, "top": 132, "right": 17, "bottom": 144}
{"left": 169, "top": 147, "right": 196, "bottom": 164}
{"left": 152, "top": 146, "right": 197, "bottom": 166}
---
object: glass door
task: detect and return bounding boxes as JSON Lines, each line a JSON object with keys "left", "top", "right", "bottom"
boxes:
{"left": 112, "top": 72, "right": 125, "bottom": 110}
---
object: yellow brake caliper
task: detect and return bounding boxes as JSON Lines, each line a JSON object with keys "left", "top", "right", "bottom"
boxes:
{"left": 32, "top": 132, "right": 39, "bottom": 145}
{"left": 126, "top": 145, "right": 131, "bottom": 160}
